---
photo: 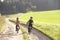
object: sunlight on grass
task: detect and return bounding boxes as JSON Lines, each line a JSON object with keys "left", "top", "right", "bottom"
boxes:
{"left": 34, "top": 24, "right": 60, "bottom": 40}
{"left": 20, "top": 26, "right": 29, "bottom": 40}
{"left": 19, "top": 10, "right": 60, "bottom": 24}
{"left": 19, "top": 10, "right": 60, "bottom": 40}
{"left": 9, "top": 10, "right": 60, "bottom": 40}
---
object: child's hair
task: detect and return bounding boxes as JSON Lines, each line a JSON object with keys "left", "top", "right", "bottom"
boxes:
{"left": 30, "top": 17, "right": 33, "bottom": 18}
{"left": 17, "top": 17, "right": 19, "bottom": 19}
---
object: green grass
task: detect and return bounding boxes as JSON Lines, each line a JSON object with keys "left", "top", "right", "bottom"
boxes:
{"left": 9, "top": 10, "right": 60, "bottom": 40}
{"left": 34, "top": 24, "right": 60, "bottom": 40}
{"left": 0, "top": 16, "right": 6, "bottom": 33}
{"left": 20, "top": 26, "right": 29, "bottom": 40}
{"left": 19, "top": 10, "right": 60, "bottom": 24}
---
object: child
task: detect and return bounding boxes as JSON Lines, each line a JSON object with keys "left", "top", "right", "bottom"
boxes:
{"left": 27, "top": 17, "right": 34, "bottom": 34}
{"left": 15, "top": 17, "right": 20, "bottom": 33}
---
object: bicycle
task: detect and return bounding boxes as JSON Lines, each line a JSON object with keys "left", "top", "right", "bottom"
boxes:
{"left": 28, "top": 26, "right": 32, "bottom": 34}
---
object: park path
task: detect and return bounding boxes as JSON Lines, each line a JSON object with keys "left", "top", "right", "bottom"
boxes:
{"left": 4, "top": 13, "right": 53, "bottom": 40}
{"left": 8, "top": 18, "right": 52, "bottom": 40}
{"left": 21, "top": 24, "right": 53, "bottom": 40}
{"left": 0, "top": 18, "right": 24, "bottom": 40}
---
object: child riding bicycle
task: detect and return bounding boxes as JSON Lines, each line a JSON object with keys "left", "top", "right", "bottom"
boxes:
{"left": 15, "top": 17, "right": 20, "bottom": 33}
{"left": 27, "top": 17, "right": 34, "bottom": 34}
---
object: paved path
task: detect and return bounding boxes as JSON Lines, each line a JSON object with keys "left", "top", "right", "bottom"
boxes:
{"left": 4, "top": 13, "right": 53, "bottom": 40}
{"left": 0, "top": 18, "right": 24, "bottom": 40}
{"left": 21, "top": 24, "right": 53, "bottom": 40}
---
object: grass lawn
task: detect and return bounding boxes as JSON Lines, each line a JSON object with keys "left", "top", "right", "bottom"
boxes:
{"left": 19, "top": 10, "right": 60, "bottom": 24}
{"left": 20, "top": 26, "right": 29, "bottom": 40}
{"left": 0, "top": 16, "right": 6, "bottom": 33}
{"left": 10, "top": 10, "right": 60, "bottom": 40}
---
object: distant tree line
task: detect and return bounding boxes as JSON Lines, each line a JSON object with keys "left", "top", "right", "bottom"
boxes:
{"left": 1, "top": 0, "right": 36, "bottom": 14}
{"left": 1, "top": 0, "right": 60, "bottom": 14}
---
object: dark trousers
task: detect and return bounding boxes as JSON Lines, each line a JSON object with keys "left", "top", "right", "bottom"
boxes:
{"left": 28, "top": 24, "right": 33, "bottom": 32}
{"left": 16, "top": 25, "right": 19, "bottom": 31}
